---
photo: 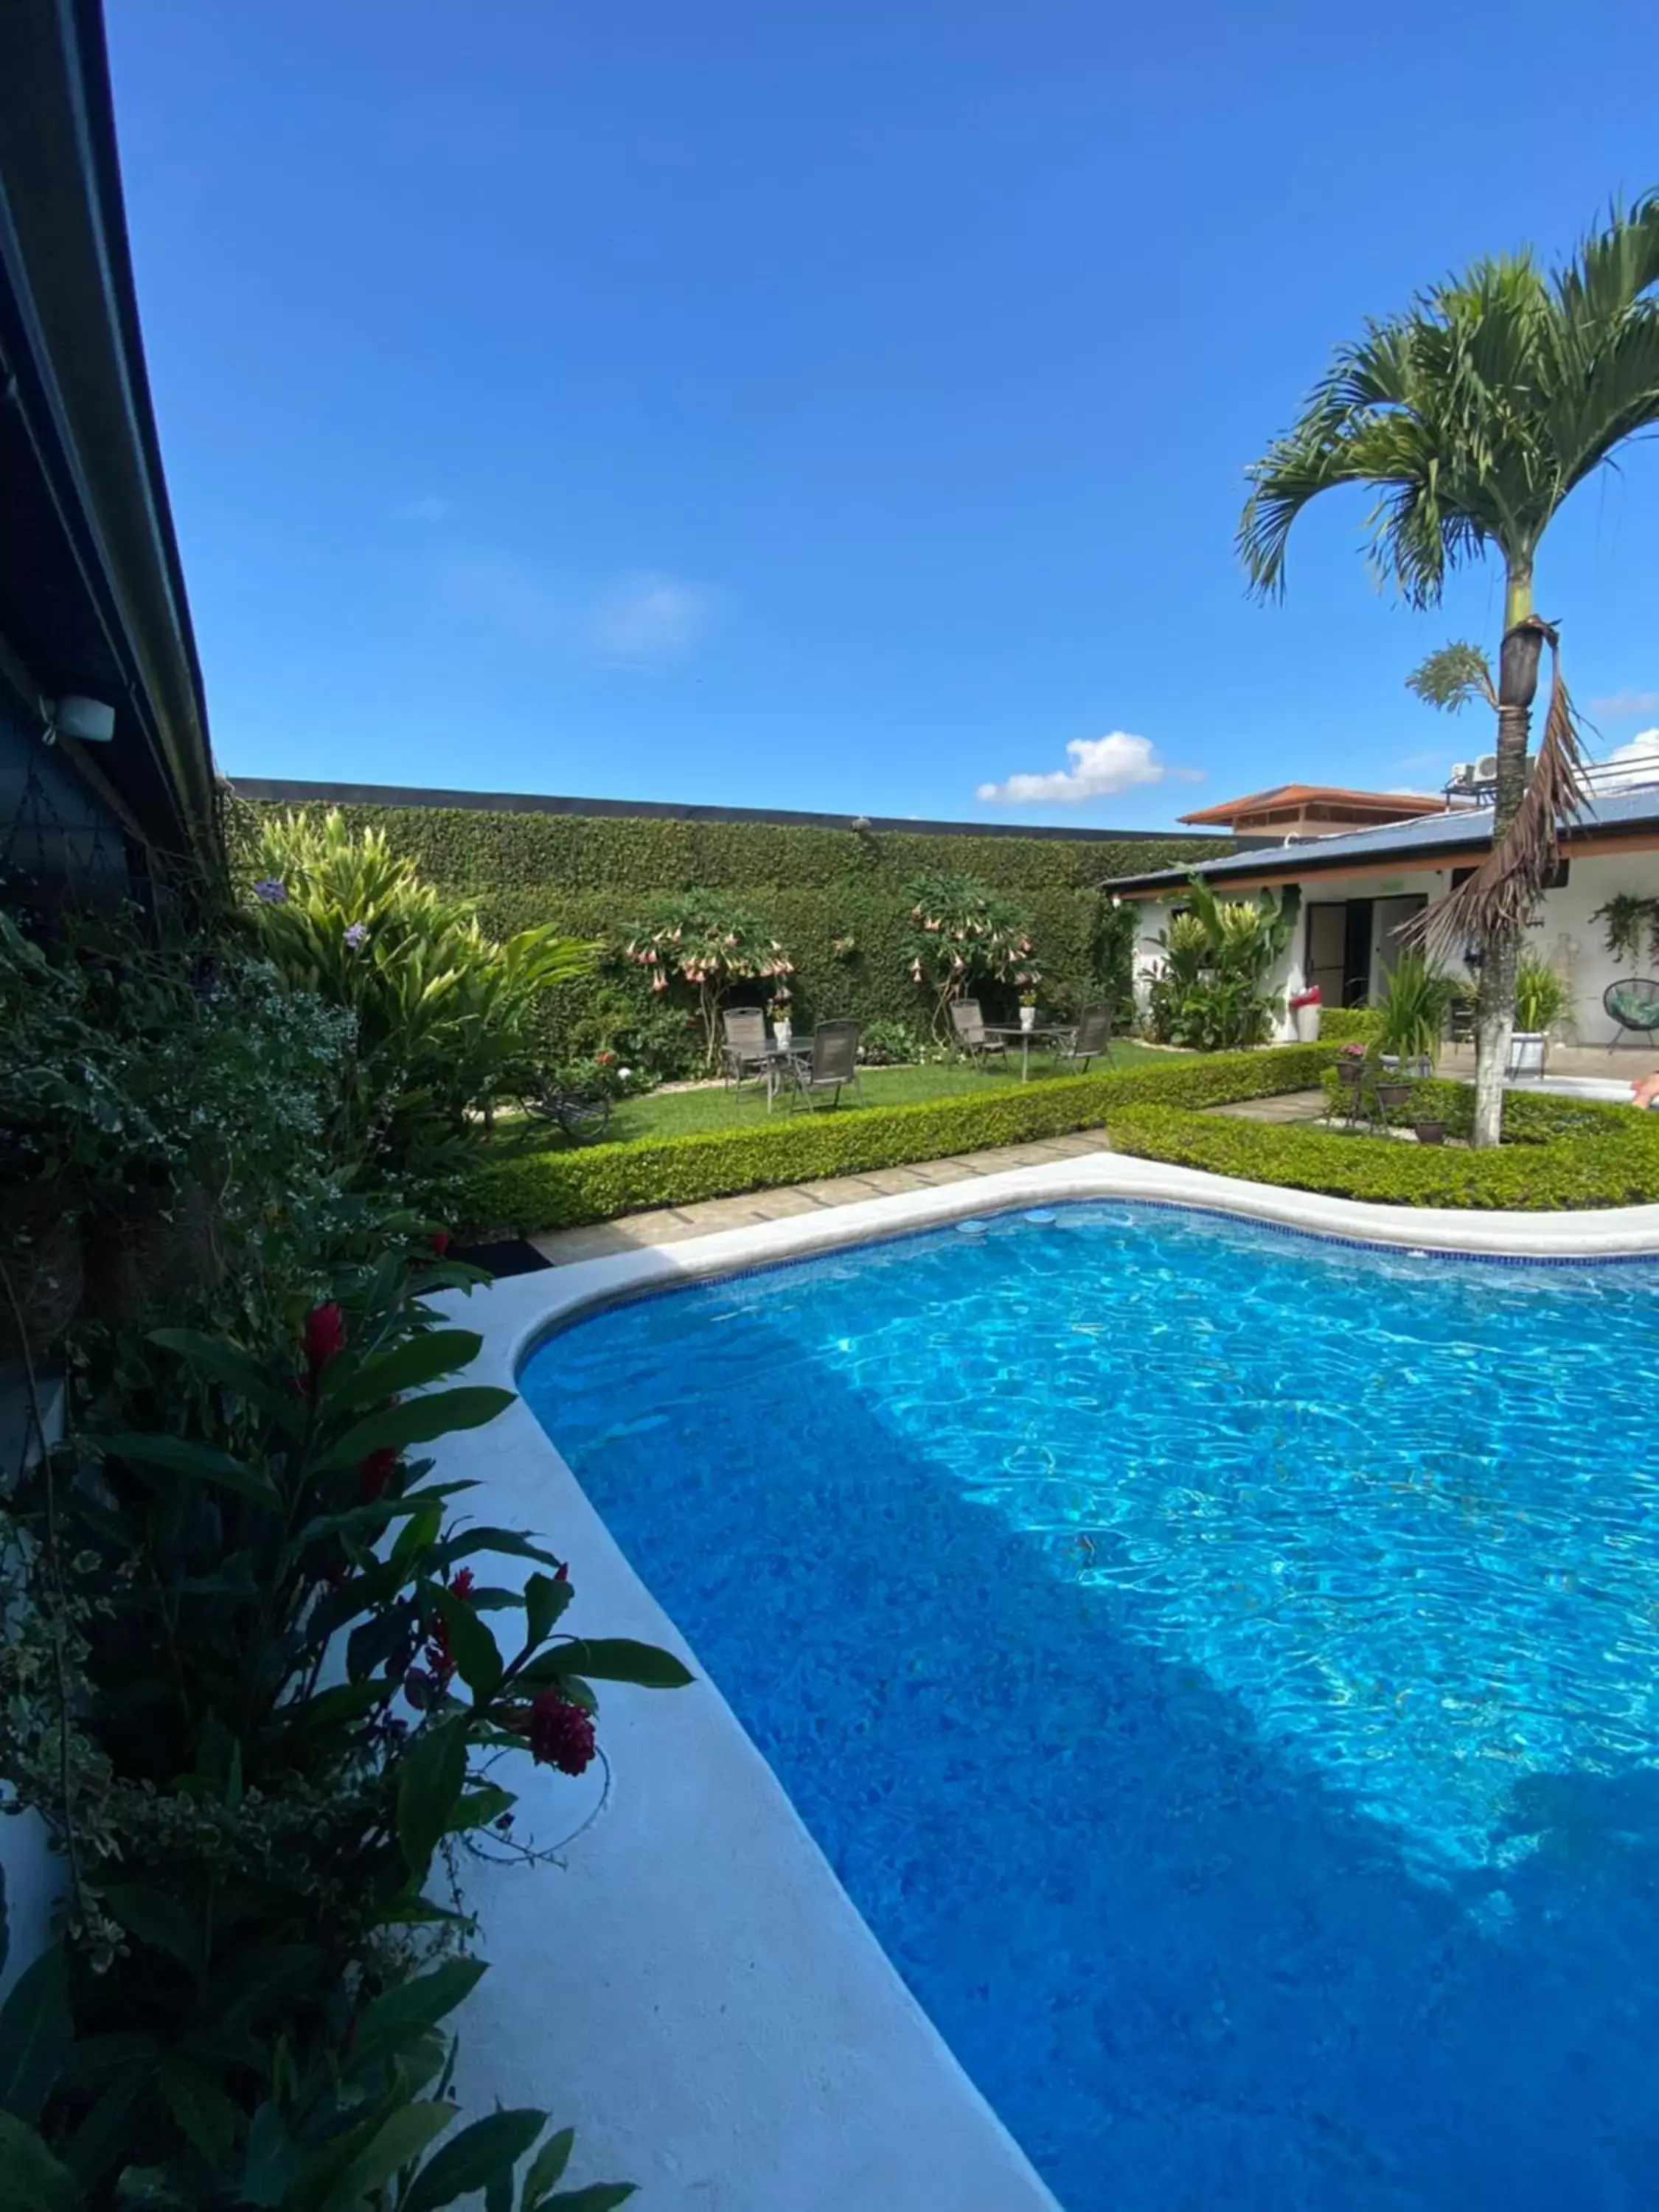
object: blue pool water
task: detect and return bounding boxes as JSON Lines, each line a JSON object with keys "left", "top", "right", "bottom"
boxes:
{"left": 520, "top": 1204, "right": 1659, "bottom": 2211}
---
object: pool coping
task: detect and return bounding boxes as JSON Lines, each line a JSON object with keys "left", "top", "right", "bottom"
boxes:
{"left": 433, "top": 1158, "right": 1659, "bottom": 2209}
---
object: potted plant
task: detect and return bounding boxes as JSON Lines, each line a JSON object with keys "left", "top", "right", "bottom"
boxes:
{"left": 768, "top": 988, "right": 794, "bottom": 1051}
{"left": 1287, "top": 983, "right": 1322, "bottom": 1043}
{"left": 1509, "top": 951, "right": 1571, "bottom": 1078}
{"left": 1017, "top": 974, "right": 1041, "bottom": 1032}
{"left": 1376, "top": 951, "right": 1456, "bottom": 1077}
{"left": 1414, "top": 1119, "right": 1447, "bottom": 1145}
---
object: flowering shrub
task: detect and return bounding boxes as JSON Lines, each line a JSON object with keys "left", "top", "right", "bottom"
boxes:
{"left": 622, "top": 890, "right": 793, "bottom": 1070}
{"left": 903, "top": 872, "right": 1037, "bottom": 1039}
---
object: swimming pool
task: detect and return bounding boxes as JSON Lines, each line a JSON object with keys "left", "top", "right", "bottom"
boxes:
{"left": 520, "top": 1201, "right": 1659, "bottom": 2211}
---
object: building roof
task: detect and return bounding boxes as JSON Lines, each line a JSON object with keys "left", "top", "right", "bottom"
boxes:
{"left": 0, "top": 0, "right": 218, "bottom": 883}
{"left": 1177, "top": 783, "right": 1453, "bottom": 827}
{"left": 1105, "top": 784, "right": 1659, "bottom": 896}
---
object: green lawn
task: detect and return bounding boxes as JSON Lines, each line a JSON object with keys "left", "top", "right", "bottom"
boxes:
{"left": 504, "top": 1041, "right": 1172, "bottom": 1150}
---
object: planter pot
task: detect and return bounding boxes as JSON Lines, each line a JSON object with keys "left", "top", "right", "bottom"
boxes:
{"left": 0, "top": 1185, "right": 83, "bottom": 1366}
{"left": 1507, "top": 1031, "right": 1547, "bottom": 1079}
{"left": 1414, "top": 1121, "right": 1447, "bottom": 1147}
{"left": 1376, "top": 1082, "right": 1411, "bottom": 1109}
{"left": 772, "top": 1023, "right": 791, "bottom": 1052}
{"left": 1293, "top": 1003, "right": 1322, "bottom": 1043}
{"left": 1020, "top": 1006, "right": 1037, "bottom": 1032}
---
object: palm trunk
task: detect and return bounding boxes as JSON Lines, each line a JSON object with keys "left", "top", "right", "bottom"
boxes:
{"left": 1470, "top": 565, "right": 1540, "bottom": 1148}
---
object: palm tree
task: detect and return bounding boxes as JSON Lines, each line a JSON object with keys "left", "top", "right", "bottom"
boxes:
{"left": 1239, "top": 198, "right": 1659, "bottom": 1145}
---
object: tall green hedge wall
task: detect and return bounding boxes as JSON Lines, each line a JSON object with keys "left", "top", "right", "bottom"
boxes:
{"left": 225, "top": 796, "right": 1225, "bottom": 1057}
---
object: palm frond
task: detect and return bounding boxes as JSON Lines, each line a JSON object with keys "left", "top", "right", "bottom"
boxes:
{"left": 1405, "top": 641, "right": 1496, "bottom": 714}
{"left": 1404, "top": 622, "right": 1591, "bottom": 964}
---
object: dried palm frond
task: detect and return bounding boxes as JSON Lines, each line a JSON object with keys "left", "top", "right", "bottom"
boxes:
{"left": 1402, "top": 619, "right": 1591, "bottom": 964}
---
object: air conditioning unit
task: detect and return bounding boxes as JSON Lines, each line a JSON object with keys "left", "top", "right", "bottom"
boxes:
{"left": 1475, "top": 753, "right": 1499, "bottom": 783}
{"left": 1447, "top": 761, "right": 1477, "bottom": 793}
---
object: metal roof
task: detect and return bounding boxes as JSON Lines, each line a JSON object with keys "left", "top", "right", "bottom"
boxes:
{"left": 1105, "top": 783, "right": 1659, "bottom": 894}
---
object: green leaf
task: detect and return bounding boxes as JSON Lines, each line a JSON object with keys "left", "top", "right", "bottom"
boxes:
{"left": 392, "top": 1499, "right": 445, "bottom": 1575}
{"left": 102, "top": 1885, "right": 204, "bottom": 1972}
{"left": 321, "top": 2100, "right": 456, "bottom": 2206}
{"left": 337, "top": 1330, "right": 484, "bottom": 1411}
{"left": 347, "top": 1603, "right": 414, "bottom": 1684}
{"left": 519, "top": 1638, "right": 692, "bottom": 1690}
{"left": 239, "top": 2098, "right": 302, "bottom": 2208}
{"left": 209, "top": 1944, "right": 325, "bottom": 2028}
{"left": 397, "top": 1718, "right": 470, "bottom": 1878}
{"left": 538, "top": 2188, "right": 636, "bottom": 2211}
{"left": 353, "top": 1958, "right": 485, "bottom": 2059}
{"left": 290, "top": 1680, "right": 389, "bottom": 1734}
{"left": 89, "top": 1432, "right": 280, "bottom": 1506}
{"left": 445, "top": 1784, "right": 515, "bottom": 1835}
{"left": 434, "top": 1587, "right": 503, "bottom": 1702}
{"left": 523, "top": 1573, "right": 572, "bottom": 1647}
{"left": 433, "top": 1528, "right": 564, "bottom": 1572}
{"left": 317, "top": 1387, "right": 515, "bottom": 1474}
{"left": 521, "top": 2126, "right": 573, "bottom": 2204}
{"left": 158, "top": 2053, "right": 237, "bottom": 2163}
{"left": 63, "top": 2072, "right": 143, "bottom": 2188}
{"left": 0, "top": 1945, "right": 70, "bottom": 2121}
{"left": 0, "top": 2113, "right": 77, "bottom": 2211}
{"left": 145, "top": 1328, "right": 301, "bottom": 1428}
{"left": 401, "top": 2107, "right": 548, "bottom": 2212}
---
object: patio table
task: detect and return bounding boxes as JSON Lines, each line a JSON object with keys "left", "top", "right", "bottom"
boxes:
{"left": 982, "top": 1022, "right": 1077, "bottom": 1082}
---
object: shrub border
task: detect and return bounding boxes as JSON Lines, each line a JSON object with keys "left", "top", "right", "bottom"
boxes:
{"left": 463, "top": 1046, "right": 1338, "bottom": 1234}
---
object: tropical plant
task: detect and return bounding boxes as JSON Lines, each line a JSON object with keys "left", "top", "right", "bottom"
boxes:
{"left": 246, "top": 812, "right": 592, "bottom": 1189}
{"left": 1239, "top": 193, "right": 1659, "bottom": 1144}
{"left": 1146, "top": 878, "right": 1295, "bottom": 1051}
{"left": 1374, "top": 952, "right": 1458, "bottom": 1064}
{"left": 1514, "top": 950, "right": 1573, "bottom": 1034}
{"left": 623, "top": 889, "right": 793, "bottom": 1071}
{"left": 903, "top": 873, "right": 1035, "bottom": 1039}
{"left": 1, "top": 1230, "right": 687, "bottom": 2208}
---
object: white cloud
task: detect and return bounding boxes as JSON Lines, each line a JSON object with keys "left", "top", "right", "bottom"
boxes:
{"left": 439, "top": 550, "right": 566, "bottom": 644}
{"left": 1590, "top": 689, "right": 1659, "bottom": 720}
{"left": 590, "top": 571, "right": 708, "bottom": 661}
{"left": 396, "top": 495, "right": 453, "bottom": 523}
{"left": 1596, "top": 727, "right": 1659, "bottom": 787}
{"left": 976, "top": 731, "right": 1197, "bottom": 807}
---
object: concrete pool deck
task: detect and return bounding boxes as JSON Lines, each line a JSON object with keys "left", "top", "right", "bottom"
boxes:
{"left": 437, "top": 1157, "right": 1659, "bottom": 2209}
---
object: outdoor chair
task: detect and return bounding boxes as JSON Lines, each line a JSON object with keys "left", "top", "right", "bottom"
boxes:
{"left": 950, "top": 998, "right": 1009, "bottom": 1067}
{"left": 782, "top": 1020, "right": 864, "bottom": 1110}
{"left": 1604, "top": 978, "right": 1659, "bottom": 1051}
{"left": 1051, "top": 1004, "right": 1114, "bottom": 1073}
{"left": 721, "top": 1006, "right": 771, "bottom": 1090}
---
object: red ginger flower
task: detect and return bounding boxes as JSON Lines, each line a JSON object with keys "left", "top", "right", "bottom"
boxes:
{"left": 358, "top": 1447, "right": 398, "bottom": 1501}
{"left": 304, "top": 1301, "right": 346, "bottom": 1377}
{"left": 422, "top": 1567, "right": 477, "bottom": 1691}
{"left": 431, "top": 1228, "right": 451, "bottom": 1257}
{"left": 528, "top": 1689, "right": 596, "bottom": 1775}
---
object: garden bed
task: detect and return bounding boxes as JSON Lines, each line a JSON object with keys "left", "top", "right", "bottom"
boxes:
{"left": 462, "top": 1046, "right": 1340, "bottom": 1234}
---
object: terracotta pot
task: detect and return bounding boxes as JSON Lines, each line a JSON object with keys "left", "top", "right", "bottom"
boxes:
{"left": 1414, "top": 1121, "right": 1447, "bottom": 1147}
{"left": 1377, "top": 1082, "right": 1411, "bottom": 1109}
{"left": 0, "top": 1183, "right": 84, "bottom": 1366}
{"left": 83, "top": 1172, "right": 223, "bottom": 1326}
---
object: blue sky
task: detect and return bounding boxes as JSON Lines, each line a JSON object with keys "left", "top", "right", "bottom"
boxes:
{"left": 108, "top": 0, "right": 1659, "bottom": 828}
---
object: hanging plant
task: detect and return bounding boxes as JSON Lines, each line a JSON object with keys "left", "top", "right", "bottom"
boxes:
{"left": 1589, "top": 892, "right": 1655, "bottom": 965}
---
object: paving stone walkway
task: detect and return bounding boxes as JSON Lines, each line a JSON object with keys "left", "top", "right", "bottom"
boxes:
{"left": 528, "top": 1130, "right": 1109, "bottom": 1265}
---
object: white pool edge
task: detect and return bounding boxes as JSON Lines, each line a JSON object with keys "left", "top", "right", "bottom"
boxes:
{"left": 436, "top": 1159, "right": 1659, "bottom": 2210}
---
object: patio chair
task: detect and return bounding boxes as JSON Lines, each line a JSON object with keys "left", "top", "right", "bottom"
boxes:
{"left": 1604, "top": 978, "right": 1659, "bottom": 1051}
{"left": 1051, "top": 1004, "right": 1114, "bottom": 1073}
{"left": 950, "top": 998, "right": 1009, "bottom": 1066}
{"left": 720, "top": 1006, "right": 771, "bottom": 1090}
{"left": 782, "top": 1020, "right": 864, "bottom": 1110}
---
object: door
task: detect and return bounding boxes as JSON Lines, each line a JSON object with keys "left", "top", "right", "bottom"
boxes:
{"left": 1305, "top": 902, "right": 1347, "bottom": 1006}
{"left": 1372, "top": 895, "right": 1428, "bottom": 995}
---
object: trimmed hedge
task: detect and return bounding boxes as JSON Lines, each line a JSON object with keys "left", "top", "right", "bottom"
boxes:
{"left": 225, "top": 797, "right": 1226, "bottom": 1054}
{"left": 1106, "top": 1099, "right": 1659, "bottom": 1210}
{"left": 1318, "top": 1008, "right": 1381, "bottom": 1045}
{"left": 1317, "top": 1071, "right": 1644, "bottom": 1144}
{"left": 465, "top": 1046, "right": 1338, "bottom": 1234}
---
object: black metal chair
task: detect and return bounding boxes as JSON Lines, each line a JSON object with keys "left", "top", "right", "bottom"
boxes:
{"left": 950, "top": 998, "right": 1009, "bottom": 1066}
{"left": 1051, "top": 1004, "right": 1114, "bottom": 1073}
{"left": 1604, "top": 978, "right": 1659, "bottom": 1051}
{"left": 782, "top": 1020, "right": 863, "bottom": 1110}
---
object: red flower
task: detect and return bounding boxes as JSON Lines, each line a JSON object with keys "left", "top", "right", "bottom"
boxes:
{"left": 431, "top": 1228, "right": 451, "bottom": 1257}
{"left": 358, "top": 1447, "right": 398, "bottom": 1501}
{"left": 528, "top": 1689, "right": 596, "bottom": 1775}
{"left": 553, "top": 1558, "right": 569, "bottom": 1584}
{"left": 451, "top": 1567, "right": 476, "bottom": 1600}
{"left": 304, "top": 1301, "right": 346, "bottom": 1376}
{"left": 421, "top": 1567, "right": 477, "bottom": 1691}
